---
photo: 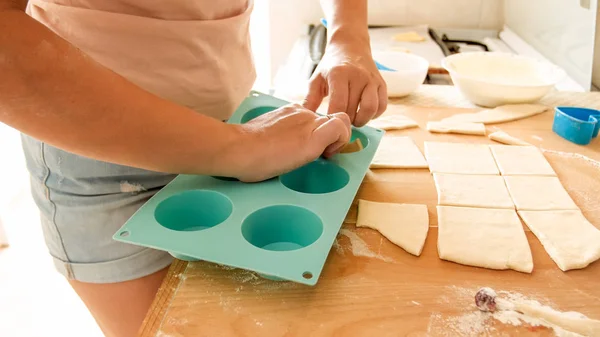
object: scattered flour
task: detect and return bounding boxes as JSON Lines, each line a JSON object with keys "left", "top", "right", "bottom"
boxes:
{"left": 431, "top": 285, "right": 595, "bottom": 337}
{"left": 332, "top": 238, "right": 345, "bottom": 255}
{"left": 119, "top": 181, "right": 146, "bottom": 193}
{"left": 338, "top": 229, "right": 394, "bottom": 263}
{"left": 541, "top": 148, "right": 600, "bottom": 171}
{"left": 156, "top": 332, "right": 174, "bottom": 337}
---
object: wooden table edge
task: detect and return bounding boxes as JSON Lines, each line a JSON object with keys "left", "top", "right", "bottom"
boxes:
{"left": 138, "top": 259, "right": 188, "bottom": 337}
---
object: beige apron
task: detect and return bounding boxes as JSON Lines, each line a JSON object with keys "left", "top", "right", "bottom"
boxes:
{"left": 26, "top": 0, "right": 257, "bottom": 120}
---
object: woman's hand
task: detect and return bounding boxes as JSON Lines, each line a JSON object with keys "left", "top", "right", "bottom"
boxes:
{"left": 302, "top": 33, "right": 387, "bottom": 127}
{"left": 232, "top": 104, "right": 351, "bottom": 182}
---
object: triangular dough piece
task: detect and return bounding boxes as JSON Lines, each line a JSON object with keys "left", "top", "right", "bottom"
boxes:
{"left": 368, "top": 114, "right": 419, "bottom": 131}
{"left": 441, "top": 104, "right": 548, "bottom": 124}
{"left": 340, "top": 138, "right": 364, "bottom": 153}
{"left": 356, "top": 199, "right": 429, "bottom": 256}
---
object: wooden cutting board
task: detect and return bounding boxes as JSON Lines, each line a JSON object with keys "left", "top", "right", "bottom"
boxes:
{"left": 139, "top": 104, "right": 600, "bottom": 337}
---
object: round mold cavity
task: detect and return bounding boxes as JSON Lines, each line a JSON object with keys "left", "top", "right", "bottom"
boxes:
{"left": 280, "top": 159, "right": 350, "bottom": 194}
{"left": 240, "top": 106, "right": 278, "bottom": 123}
{"left": 154, "top": 190, "right": 233, "bottom": 232}
{"left": 350, "top": 129, "right": 369, "bottom": 150}
{"left": 241, "top": 205, "right": 323, "bottom": 252}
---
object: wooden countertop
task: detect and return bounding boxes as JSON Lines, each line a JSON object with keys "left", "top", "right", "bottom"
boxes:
{"left": 138, "top": 94, "right": 600, "bottom": 337}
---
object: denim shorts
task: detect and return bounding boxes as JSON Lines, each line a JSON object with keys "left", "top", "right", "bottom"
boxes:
{"left": 20, "top": 134, "right": 175, "bottom": 283}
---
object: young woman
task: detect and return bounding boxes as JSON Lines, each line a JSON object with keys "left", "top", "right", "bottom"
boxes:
{"left": 0, "top": 0, "right": 387, "bottom": 336}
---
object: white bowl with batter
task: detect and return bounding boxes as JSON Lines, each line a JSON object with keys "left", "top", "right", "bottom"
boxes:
{"left": 442, "top": 52, "right": 565, "bottom": 108}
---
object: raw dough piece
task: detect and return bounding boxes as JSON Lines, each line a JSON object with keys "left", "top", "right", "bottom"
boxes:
{"left": 518, "top": 210, "right": 600, "bottom": 271}
{"left": 441, "top": 104, "right": 548, "bottom": 125}
{"left": 392, "top": 31, "right": 426, "bottom": 42}
{"left": 434, "top": 173, "right": 514, "bottom": 209}
{"left": 488, "top": 131, "right": 531, "bottom": 146}
{"left": 437, "top": 206, "right": 533, "bottom": 273}
{"left": 490, "top": 145, "right": 556, "bottom": 176}
{"left": 367, "top": 114, "right": 419, "bottom": 131}
{"left": 424, "top": 141, "right": 499, "bottom": 175}
{"left": 504, "top": 176, "right": 578, "bottom": 210}
{"left": 370, "top": 136, "right": 428, "bottom": 169}
{"left": 426, "top": 121, "right": 486, "bottom": 136}
{"left": 356, "top": 199, "right": 429, "bottom": 256}
{"left": 340, "top": 138, "right": 364, "bottom": 153}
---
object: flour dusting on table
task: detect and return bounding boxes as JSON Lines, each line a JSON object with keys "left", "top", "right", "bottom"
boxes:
{"left": 427, "top": 285, "right": 592, "bottom": 337}
{"left": 542, "top": 149, "right": 600, "bottom": 171}
{"left": 338, "top": 229, "right": 394, "bottom": 263}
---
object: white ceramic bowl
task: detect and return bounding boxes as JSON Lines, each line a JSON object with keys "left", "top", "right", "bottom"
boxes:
{"left": 441, "top": 52, "right": 565, "bottom": 107}
{"left": 372, "top": 51, "right": 429, "bottom": 97}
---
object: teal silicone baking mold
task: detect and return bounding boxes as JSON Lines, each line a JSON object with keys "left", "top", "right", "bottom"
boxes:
{"left": 113, "top": 91, "right": 384, "bottom": 286}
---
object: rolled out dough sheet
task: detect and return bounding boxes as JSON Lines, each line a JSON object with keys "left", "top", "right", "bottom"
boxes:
{"left": 488, "top": 131, "right": 531, "bottom": 146}
{"left": 370, "top": 136, "right": 428, "bottom": 169}
{"left": 518, "top": 210, "right": 600, "bottom": 271}
{"left": 434, "top": 173, "right": 514, "bottom": 209}
{"left": 426, "top": 121, "right": 486, "bottom": 136}
{"left": 441, "top": 104, "right": 548, "bottom": 124}
{"left": 437, "top": 206, "right": 533, "bottom": 273}
{"left": 356, "top": 199, "right": 429, "bottom": 256}
{"left": 504, "top": 176, "right": 578, "bottom": 211}
{"left": 490, "top": 145, "right": 556, "bottom": 176}
{"left": 424, "top": 141, "right": 499, "bottom": 175}
{"left": 367, "top": 114, "right": 419, "bottom": 131}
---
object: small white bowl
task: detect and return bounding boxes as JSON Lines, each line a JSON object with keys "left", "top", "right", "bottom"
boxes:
{"left": 441, "top": 52, "right": 565, "bottom": 107}
{"left": 372, "top": 51, "right": 429, "bottom": 97}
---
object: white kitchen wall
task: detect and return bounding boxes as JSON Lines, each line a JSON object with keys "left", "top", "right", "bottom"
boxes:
{"left": 259, "top": 0, "right": 504, "bottom": 90}
{"left": 593, "top": 4, "right": 600, "bottom": 89}
{"left": 504, "top": 0, "right": 598, "bottom": 90}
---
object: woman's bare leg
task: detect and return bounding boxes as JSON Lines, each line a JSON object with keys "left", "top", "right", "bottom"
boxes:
{"left": 68, "top": 267, "right": 169, "bottom": 337}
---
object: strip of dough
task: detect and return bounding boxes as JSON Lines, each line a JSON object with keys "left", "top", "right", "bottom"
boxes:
{"left": 370, "top": 136, "right": 428, "bottom": 169}
{"left": 518, "top": 210, "right": 600, "bottom": 271}
{"left": 490, "top": 145, "right": 556, "bottom": 176}
{"left": 434, "top": 173, "right": 514, "bottom": 209}
{"left": 368, "top": 114, "right": 419, "bottom": 131}
{"left": 356, "top": 199, "right": 429, "bottom": 256}
{"left": 427, "top": 121, "right": 486, "bottom": 136}
{"left": 437, "top": 206, "right": 533, "bottom": 273}
{"left": 441, "top": 104, "right": 548, "bottom": 124}
{"left": 488, "top": 131, "right": 531, "bottom": 146}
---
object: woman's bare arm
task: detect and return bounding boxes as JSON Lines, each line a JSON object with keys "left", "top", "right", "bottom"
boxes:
{"left": 0, "top": 3, "right": 352, "bottom": 181}
{"left": 0, "top": 5, "right": 247, "bottom": 176}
